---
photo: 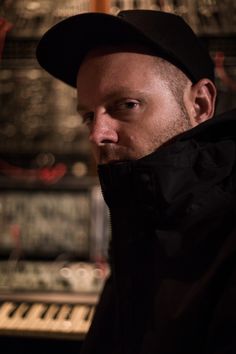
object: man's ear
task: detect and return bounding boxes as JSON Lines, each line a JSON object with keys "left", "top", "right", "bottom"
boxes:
{"left": 188, "top": 79, "right": 217, "bottom": 127}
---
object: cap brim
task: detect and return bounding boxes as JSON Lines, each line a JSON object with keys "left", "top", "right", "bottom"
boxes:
{"left": 36, "top": 12, "right": 164, "bottom": 88}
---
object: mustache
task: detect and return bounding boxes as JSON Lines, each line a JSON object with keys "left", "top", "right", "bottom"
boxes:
{"left": 97, "top": 145, "right": 131, "bottom": 164}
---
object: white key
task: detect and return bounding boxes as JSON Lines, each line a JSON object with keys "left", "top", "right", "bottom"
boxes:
{"left": 0, "top": 302, "right": 16, "bottom": 328}
{"left": 70, "top": 305, "right": 90, "bottom": 333}
{"left": 79, "top": 306, "right": 95, "bottom": 333}
{"left": 18, "top": 303, "right": 46, "bottom": 331}
{"left": 4, "top": 303, "right": 28, "bottom": 330}
{"left": 50, "top": 304, "right": 71, "bottom": 331}
{"left": 37, "top": 304, "right": 59, "bottom": 331}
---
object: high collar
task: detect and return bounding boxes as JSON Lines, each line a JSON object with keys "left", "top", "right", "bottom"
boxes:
{"left": 98, "top": 139, "right": 235, "bottom": 210}
{"left": 98, "top": 110, "right": 236, "bottom": 278}
{"left": 98, "top": 109, "right": 236, "bottom": 211}
{"left": 98, "top": 110, "right": 236, "bottom": 244}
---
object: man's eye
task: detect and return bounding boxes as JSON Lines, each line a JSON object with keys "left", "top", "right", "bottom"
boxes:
{"left": 107, "top": 100, "right": 141, "bottom": 118}
{"left": 122, "top": 101, "right": 139, "bottom": 109}
{"left": 113, "top": 100, "right": 140, "bottom": 112}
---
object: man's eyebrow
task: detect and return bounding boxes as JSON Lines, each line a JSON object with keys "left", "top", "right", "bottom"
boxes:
{"left": 76, "top": 89, "right": 147, "bottom": 112}
{"left": 104, "top": 89, "right": 146, "bottom": 101}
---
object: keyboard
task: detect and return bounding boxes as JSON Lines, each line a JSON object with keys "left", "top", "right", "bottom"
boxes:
{"left": 0, "top": 292, "right": 97, "bottom": 340}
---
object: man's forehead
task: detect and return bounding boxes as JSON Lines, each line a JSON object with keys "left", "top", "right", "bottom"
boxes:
{"left": 81, "top": 42, "right": 160, "bottom": 63}
{"left": 76, "top": 43, "right": 161, "bottom": 90}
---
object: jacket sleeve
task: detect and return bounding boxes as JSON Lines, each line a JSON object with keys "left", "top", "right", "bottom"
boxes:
{"left": 80, "top": 274, "right": 116, "bottom": 354}
{"left": 204, "top": 263, "right": 236, "bottom": 354}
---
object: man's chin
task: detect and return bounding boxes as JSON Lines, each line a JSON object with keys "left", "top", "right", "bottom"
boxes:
{"left": 99, "top": 159, "right": 130, "bottom": 165}
{"left": 96, "top": 149, "right": 151, "bottom": 165}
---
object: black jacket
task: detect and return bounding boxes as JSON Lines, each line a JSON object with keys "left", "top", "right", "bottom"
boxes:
{"left": 81, "top": 109, "right": 236, "bottom": 354}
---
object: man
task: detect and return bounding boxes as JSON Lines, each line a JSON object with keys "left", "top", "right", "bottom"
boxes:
{"left": 36, "top": 10, "right": 236, "bottom": 354}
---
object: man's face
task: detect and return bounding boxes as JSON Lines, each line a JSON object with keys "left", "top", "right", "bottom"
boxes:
{"left": 76, "top": 47, "right": 193, "bottom": 165}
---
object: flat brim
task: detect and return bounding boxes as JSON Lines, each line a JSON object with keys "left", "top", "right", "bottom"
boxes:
{"left": 36, "top": 12, "right": 165, "bottom": 88}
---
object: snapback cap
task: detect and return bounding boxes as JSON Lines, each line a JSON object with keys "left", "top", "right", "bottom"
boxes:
{"left": 36, "top": 10, "right": 215, "bottom": 87}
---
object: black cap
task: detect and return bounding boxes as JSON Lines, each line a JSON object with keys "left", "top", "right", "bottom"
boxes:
{"left": 36, "top": 10, "right": 215, "bottom": 87}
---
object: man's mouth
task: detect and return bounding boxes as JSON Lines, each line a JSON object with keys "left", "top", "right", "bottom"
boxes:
{"left": 99, "top": 159, "right": 129, "bottom": 166}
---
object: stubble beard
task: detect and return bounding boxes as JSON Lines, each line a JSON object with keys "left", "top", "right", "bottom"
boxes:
{"left": 155, "top": 103, "right": 192, "bottom": 148}
{"left": 96, "top": 104, "right": 192, "bottom": 165}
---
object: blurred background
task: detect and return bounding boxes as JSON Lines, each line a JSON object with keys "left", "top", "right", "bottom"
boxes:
{"left": 0, "top": 0, "right": 236, "bottom": 353}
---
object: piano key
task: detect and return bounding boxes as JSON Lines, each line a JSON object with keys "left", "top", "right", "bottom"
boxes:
{"left": 6, "top": 302, "right": 19, "bottom": 318}
{"left": 50, "top": 304, "right": 72, "bottom": 331}
{"left": 78, "top": 306, "right": 95, "bottom": 333}
{"left": 18, "top": 303, "right": 47, "bottom": 330}
{"left": 53, "top": 304, "right": 84, "bottom": 333}
{"left": 34, "top": 304, "right": 60, "bottom": 331}
{"left": 0, "top": 302, "right": 16, "bottom": 328}
{"left": 26, "top": 303, "right": 47, "bottom": 321}
{"left": 0, "top": 301, "right": 96, "bottom": 338}
{"left": 2, "top": 302, "right": 29, "bottom": 329}
{"left": 69, "top": 305, "right": 91, "bottom": 332}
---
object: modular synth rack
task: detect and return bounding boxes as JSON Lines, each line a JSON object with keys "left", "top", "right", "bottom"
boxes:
{"left": 0, "top": 182, "right": 110, "bottom": 353}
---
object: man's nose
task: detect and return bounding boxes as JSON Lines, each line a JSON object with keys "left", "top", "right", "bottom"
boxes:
{"left": 89, "top": 112, "right": 118, "bottom": 146}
